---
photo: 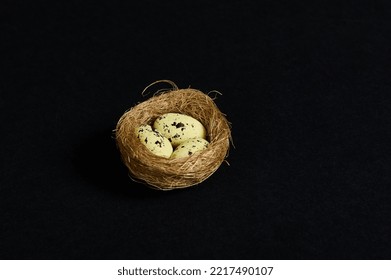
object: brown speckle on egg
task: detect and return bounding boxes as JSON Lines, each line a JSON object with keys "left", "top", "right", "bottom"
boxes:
{"left": 176, "top": 122, "right": 185, "bottom": 128}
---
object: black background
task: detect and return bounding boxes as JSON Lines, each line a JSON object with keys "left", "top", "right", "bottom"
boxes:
{"left": 1, "top": 0, "right": 391, "bottom": 259}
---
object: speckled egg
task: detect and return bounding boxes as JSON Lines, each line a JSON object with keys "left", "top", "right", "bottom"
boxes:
{"left": 153, "top": 113, "right": 207, "bottom": 147}
{"left": 135, "top": 125, "right": 173, "bottom": 158}
{"left": 171, "top": 138, "right": 209, "bottom": 159}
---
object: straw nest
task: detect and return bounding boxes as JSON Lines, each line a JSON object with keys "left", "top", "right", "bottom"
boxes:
{"left": 115, "top": 80, "right": 231, "bottom": 190}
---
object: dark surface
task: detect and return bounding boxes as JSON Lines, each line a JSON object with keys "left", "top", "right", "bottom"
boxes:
{"left": 1, "top": 0, "right": 391, "bottom": 259}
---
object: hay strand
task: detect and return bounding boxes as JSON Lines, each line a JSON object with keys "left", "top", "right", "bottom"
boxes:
{"left": 141, "top": 80, "right": 179, "bottom": 97}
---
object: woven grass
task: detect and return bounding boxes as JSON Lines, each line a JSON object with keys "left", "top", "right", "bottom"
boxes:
{"left": 115, "top": 81, "right": 231, "bottom": 190}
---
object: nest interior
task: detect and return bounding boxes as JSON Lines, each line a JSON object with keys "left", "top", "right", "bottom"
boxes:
{"left": 115, "top": 86, "right": 231, "bottom": 190}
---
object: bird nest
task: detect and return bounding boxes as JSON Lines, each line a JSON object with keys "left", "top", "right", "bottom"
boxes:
{"left": 115, "top": 80, "right": 231, "bottom": 190}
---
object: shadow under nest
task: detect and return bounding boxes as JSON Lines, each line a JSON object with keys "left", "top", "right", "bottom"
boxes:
{"left": 72, "top": 127, "right": 171, "bottom": 198}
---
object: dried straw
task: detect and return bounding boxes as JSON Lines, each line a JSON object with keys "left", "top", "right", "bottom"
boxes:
{"left": 115, "top": 81, "right": 231, "bottom": 190}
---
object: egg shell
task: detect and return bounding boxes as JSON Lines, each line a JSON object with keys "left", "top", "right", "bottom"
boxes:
{"left": 171, "top": 138, "right": 209, "bottom": 159}
{"left": 153, "top": 113, "right": 207, "bottom": 147}
{"left": 135, "top": 125, "right": 173, "bottom": 158}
